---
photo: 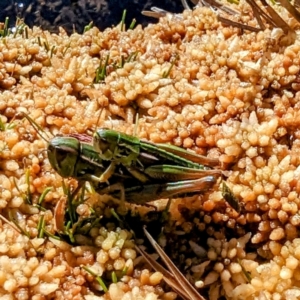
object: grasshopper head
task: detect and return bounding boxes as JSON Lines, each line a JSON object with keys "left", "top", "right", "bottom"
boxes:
{"left": 47, "top": 137, "right": 80, "bottom": 178}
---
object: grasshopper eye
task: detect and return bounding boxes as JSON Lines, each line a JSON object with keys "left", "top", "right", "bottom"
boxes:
{"left": 56, "top": 150, "right": 77, "bottom": 177}
{"left": 54, "top": 148, "right": 69, "bottom": 165}
{"left": 48, "top": 137, "right": 80, "bottom": 178}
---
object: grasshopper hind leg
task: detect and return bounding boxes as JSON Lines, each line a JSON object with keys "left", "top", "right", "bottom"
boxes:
{"left": 161, "top": 175, "right": 218, "bottom": 221}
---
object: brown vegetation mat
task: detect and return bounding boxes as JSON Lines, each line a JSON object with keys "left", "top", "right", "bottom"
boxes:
{"left": 1, "top": 1, "right": 300, "bottom": 299}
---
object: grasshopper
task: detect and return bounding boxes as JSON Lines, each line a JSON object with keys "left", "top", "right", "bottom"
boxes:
{"left": 49, "top": 135, "right": 219, "bottom": 201}
{"left": 22, "top": 114, "right": 239, "bottom": 210}
{"left": 48, "top": 130, "right": 239, "bottom": 211}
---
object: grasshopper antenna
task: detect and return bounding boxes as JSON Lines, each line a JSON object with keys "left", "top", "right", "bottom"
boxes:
{"left": 92, "top": 106, "right": 105, "bottom": 135}
{"left": 19, "top": 112, "right": 51, "bottom": 143}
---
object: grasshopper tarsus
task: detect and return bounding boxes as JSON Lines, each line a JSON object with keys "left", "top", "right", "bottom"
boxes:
{"left": 222, "top": 181, "right": 240, "bottom": 212}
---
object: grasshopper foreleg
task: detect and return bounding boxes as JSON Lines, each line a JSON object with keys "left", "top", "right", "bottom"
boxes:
{"left": 90, "top": 162, "right": 117, "bottom": 183}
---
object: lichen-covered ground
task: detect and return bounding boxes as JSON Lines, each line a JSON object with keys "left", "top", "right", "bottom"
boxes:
{"left": 1, "top": 2, "right": 300, "bottom": 299}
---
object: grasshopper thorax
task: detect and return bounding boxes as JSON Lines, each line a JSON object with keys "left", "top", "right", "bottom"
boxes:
{"left": 48, "top": 136, "right": 81, "bottom": 178}
{"left": 93, "top": 128, "right": 120, "bottom": 160}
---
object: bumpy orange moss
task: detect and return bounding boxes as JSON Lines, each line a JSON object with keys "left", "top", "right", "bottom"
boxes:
{"left": 1, "top": 2, "right": 300, "bottom": 299}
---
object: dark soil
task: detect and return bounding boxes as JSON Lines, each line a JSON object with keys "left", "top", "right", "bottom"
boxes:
{"left": 1, "top": 0, "right": 186, "bottom": 33}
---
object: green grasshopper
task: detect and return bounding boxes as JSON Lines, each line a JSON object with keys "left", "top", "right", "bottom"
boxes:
{"left": 22, "top": 113, "right": 238, "bottom": 210}
{"left": 49, "top": 135, "right": 219, "bottom": 201}
{"left": 48, "top": 130, "right": 239, "bottom": 211}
